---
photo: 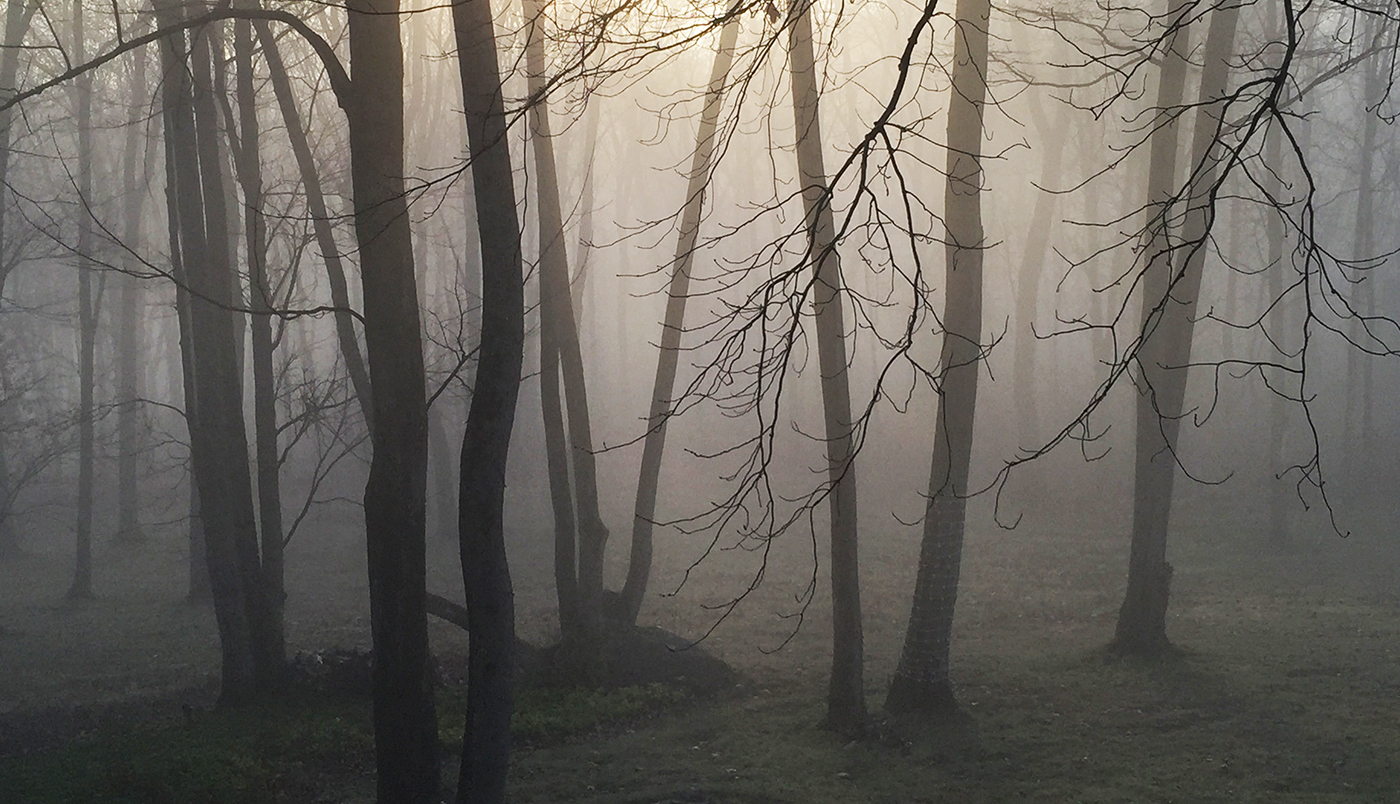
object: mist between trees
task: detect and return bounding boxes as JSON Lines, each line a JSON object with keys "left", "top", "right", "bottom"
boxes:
{"left": 0, "top": 0, "right": 1396, "bottom": 800}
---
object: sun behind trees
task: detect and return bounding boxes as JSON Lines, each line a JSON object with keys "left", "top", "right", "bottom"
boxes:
{"left": 0, "top": 0, "right": 1396, "bottom": 801}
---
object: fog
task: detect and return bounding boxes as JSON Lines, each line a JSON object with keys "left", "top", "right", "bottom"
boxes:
{"left": 1, "top": 0, "right": 1398, "bottom": 800}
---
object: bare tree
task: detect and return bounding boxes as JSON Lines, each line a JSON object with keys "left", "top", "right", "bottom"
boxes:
{"left": 341, "top": 0, "right": 441, "bottom": 794}
{"left": 68, "top": 0, "right": 99, "bottom": 600}
{"left": 154, "top": 0, "right": 274, "bottom": 701}
{"left": 454, "top": 0, "right": 524, "bottom": 798}
{"left": 228, "top": 9, "right": 285, "bottom": 670}
{"left": 114, "top": 41, "right": 149, "bottom": 545}
{"left": 623, "top": 2, "right": 742, "bottom": 626}
{"left": 524, "top": 0, "right": 611, "bottom": 662}
{"left": 0, "top": 0, "right": 38, "bottom": 560}
{"left": 886, "top": 0, "right": 992, "bottom": 715}
{"left": 1115, "top": 0, "right": 1241, "bottom": 655}
{"left": 254, "top": 20, "right": 373, "bottom": 428}
{"left": 786, "top": 0, "right": 867, "bottom": 733}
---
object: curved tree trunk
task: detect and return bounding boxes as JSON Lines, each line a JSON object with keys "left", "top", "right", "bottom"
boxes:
{"left": 788, "top": 0, "right": 865, "bottom": 734}
{"left": 343, "top": 0, "right": 440, "bottom": 795}
{"left": 622, "top": 2, "right": 742, "bottom": 626}
{"left": 454, "top": 0, "right": 524, "bottom": 799}
{"left": 885, "top": 0, "right": 990, "bottom": 716}
{"left": 430, "top": 403, "right": 457, "bottom": 542}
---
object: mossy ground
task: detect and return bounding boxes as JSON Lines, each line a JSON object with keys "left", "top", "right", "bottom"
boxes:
{"left": 3, "top": 487, "right": 1399, "bottom": 802}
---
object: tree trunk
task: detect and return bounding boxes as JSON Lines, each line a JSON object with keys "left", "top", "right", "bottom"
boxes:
{"left": 254, "top": 21, "right": 373, "bottom": 428}
{"left": 156, "top": 5, "right": 267, "bottom": 701}
{"left": 188, "top": 483, "right": 211, "bottom": 600}
{"left": 570, "top": 101, "right": 599, "bottom": 319}
{"left": 1106, "top": 0, "right": 1191, "bottom": 655}
{"left": 344, "top": 0, "right": 439, "bottom": 795}
{"left": 232, "top": 12, "right": 285, "bottom": 674}
{"left": 454, "top": 0, "right": 523, "bottom": 797}
{"left": 1264, "top": 124, "right": 1290, "bottom": 548}
{"left": 68, "top": 0, "right": 96, "bottom": 601}
{"left": 430, "top": 403, "right": 457, "bottom": 542}
{"left": 154, "top": 30, "right": 209, "bottom": 601}
{"left": 886, "top": 0, "right": 990, "bottom": 716}
{"left": 524, "top": 0, "right": 609, "bottom": 654}
{"left": 115, "top": 42, "right": 147, "bottom": 545}
{"left": 1344, "top": 44, "right": 1380, "bottom": 487}
{"left": 191, "top": 19, "right": 276, "bottom": 699}
{"left": 622, "top": 2, "right": 741, "bottom": 627}
{"left": 540, "top": 316, "right": 579, "bottom": 635}
{"left": 211, "top": 36, "right": 246, "bottom": 382}
{"left": 1012, "top": 95, "right": 1069, "bottom": 458}
{"left": 1114, "top": 0, "right": 1240, "bottom": 655}
{"left": 1221, "top": 202, "right": 1240, "bottom": 360}
{"left": 0, "top": 0, "right": 36, "bottom": 560}
{"left": 524, "top": 0, "right": 578, "bottom": 641}
{"left": 195, "top": 18, "right": 274, "bottom": 698}
{"left": 788, "top": 0, "right": 865, "bottom": 734}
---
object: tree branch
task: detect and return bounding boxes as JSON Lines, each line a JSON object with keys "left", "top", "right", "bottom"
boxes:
{"left": 0, "top": 6, "right": 350, "bottom": 114}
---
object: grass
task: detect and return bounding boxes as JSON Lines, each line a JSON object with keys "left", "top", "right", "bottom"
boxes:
{"left": 509, "top": 643, "right": 1400, "bottom": 804}
{"left": 0, "top": 683, "right": 695, "bottom": 804}
{"left": 0, "top": 695, "right": 373, "bottom": 804}
{"left": 4, "top": 490, "right": 1400, "bottom": 802}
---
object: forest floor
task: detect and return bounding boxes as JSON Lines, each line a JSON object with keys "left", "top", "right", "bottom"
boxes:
{"left": 2, "top": 488, "right": 1400, "bottom": 803}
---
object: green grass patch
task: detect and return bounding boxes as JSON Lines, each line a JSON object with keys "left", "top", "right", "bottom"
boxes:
{"left": 0, "top": 697, "right": 372, "bottom": 804}
{"left": 0, "top": 683, "right": 692, "bottom": 803}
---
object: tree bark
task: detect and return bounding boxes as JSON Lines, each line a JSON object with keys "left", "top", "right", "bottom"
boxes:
{"left": 210, "top": 36, "right": 246, "bottom": 381}
{"left": 1114, "top": 0, "right": 1240, "bottom": 655}
{"left": 68, "top": 0, "right": 96, "bottom": 601}
{"left": 156, "top": 4, "right": 267, "bottom": 701}
{"left": 115, "top": 42, "right": 147, "bottom": 545}
{"left": 525, "top": 0, "right": 579, "bottom": 641}
{"left": 570, "top": 101, "right": 598, "bottom": 319}
{"left": 231, "top": 11, "right": 285, "bottom": 673}
{"left": 1107, "top": 0, "right": 1191, "bottom": 655}
{"left": 523, "top": 0, "right": 610, "bottom": 655}
{"left": 454, "top": 0, "right": 523, "bottom": 798}
{"left": 343, "top": 0, "right": 440, "bottom": 795}
{"left": 623, "top": 2, "right": 741, "bottom": 627}
{"left": 0, "top": 0, "right": 36, "bottom": 560}
{"left": 1344, "top": 41, "right": 1380, "bottom": 486}
{"left": 788, "top": 0, "right": 865, "bottom": 733}
{"left": 154, "top": 28, "right": 208, "bottom": 600}
{"left": 886, "top": 0, "right": 990, "bottom": 716}
{"left": 429, "top": 403, "right": 457, "bottom": 542}
{"left": 539, "top": 304, "right": 579, "bottom": 635}
{"left": 1264, "top": 125, "right": 1290, "bottom": 548}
